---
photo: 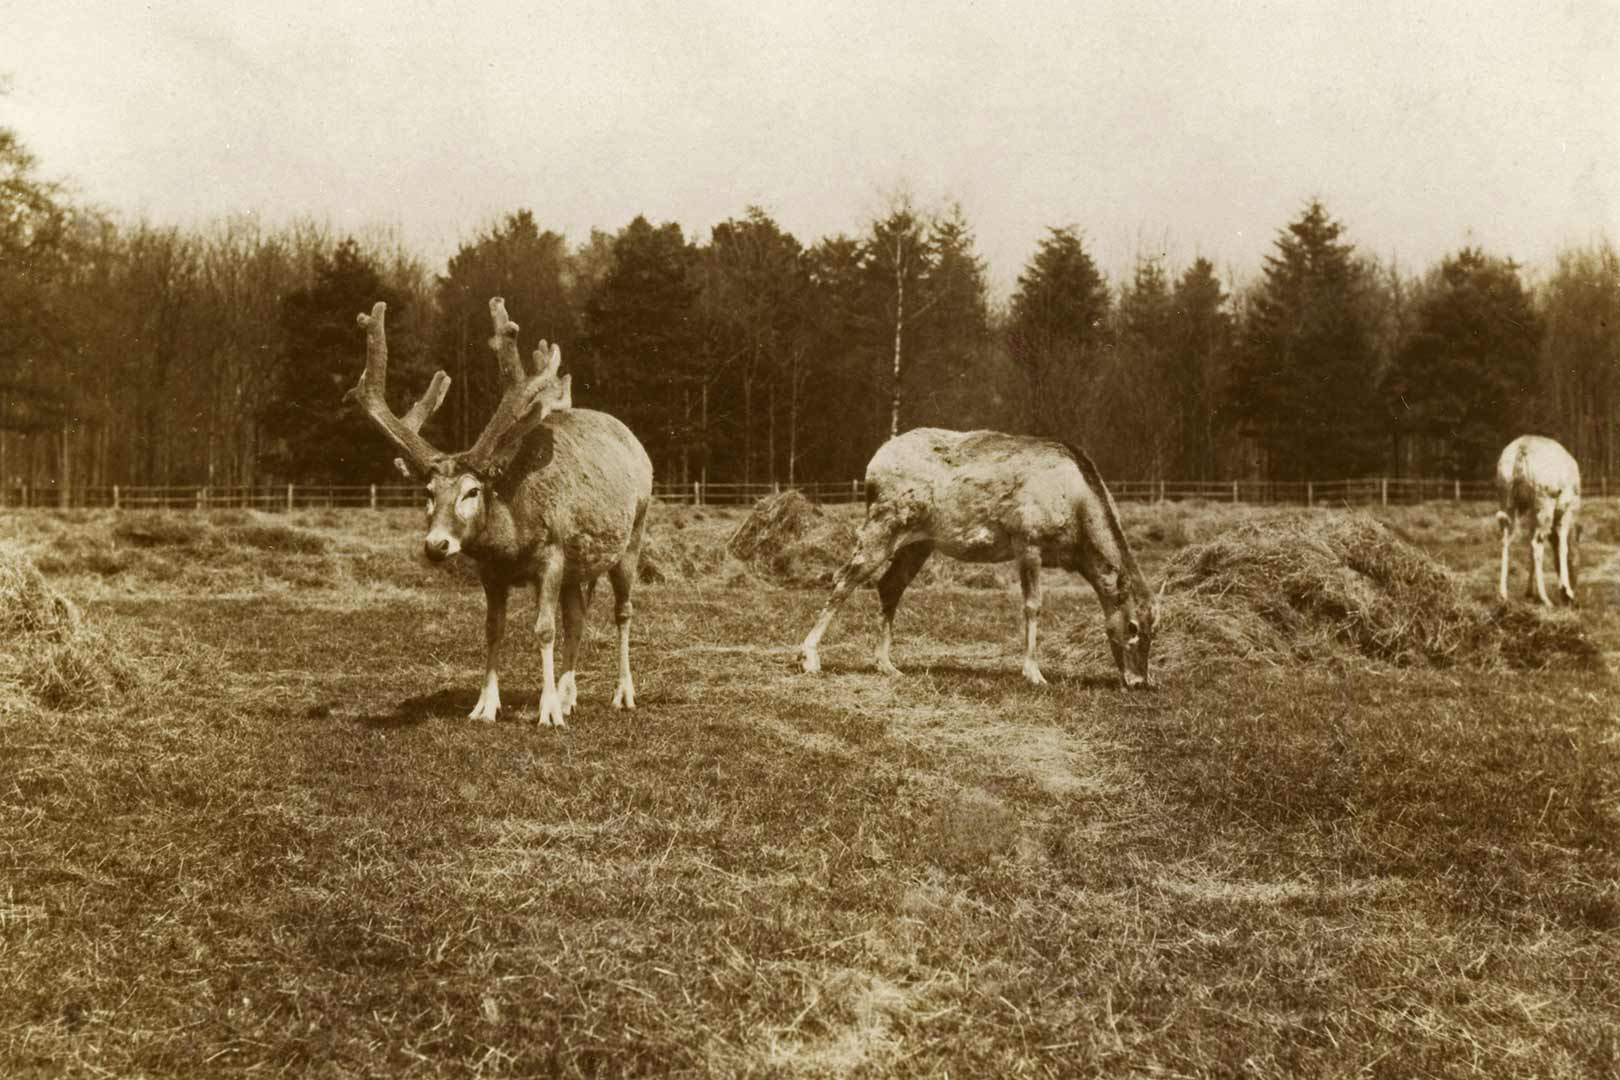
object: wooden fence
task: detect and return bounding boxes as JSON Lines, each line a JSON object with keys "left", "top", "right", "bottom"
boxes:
{"left": 0, "top": 475, "right": 1611, "bottom": 511}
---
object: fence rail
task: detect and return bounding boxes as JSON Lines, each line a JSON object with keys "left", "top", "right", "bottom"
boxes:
{"left": 0, "top": 475, "right": 1610, "bottom": 512}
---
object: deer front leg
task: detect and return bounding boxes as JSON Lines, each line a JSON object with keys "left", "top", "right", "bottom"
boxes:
{"left": 534, "top": 551, "right": 568, "bottom": 728}
{"left": 1017, "top": 549, "right": 1047, "bottom": 686}
{"left": 469, "top": 579, "right": 508, "bottom": 722}
{"left": 801, "top": 518, "right": 903, "bottom": 674}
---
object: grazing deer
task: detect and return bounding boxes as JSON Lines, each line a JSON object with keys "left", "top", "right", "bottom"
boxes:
{"left": 799, "top": 429, "right": 1156, "bottom": 687}
{"left": 1495, "top": 434, "right": 1581, "bottom": 606}
{"left": 349, "top": 297, "right": 653, "bottom": 727}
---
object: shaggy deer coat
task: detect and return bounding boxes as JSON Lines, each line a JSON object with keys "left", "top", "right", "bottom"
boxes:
{"left": 1495, "top": 434, "right": 1580, "bottom": 606}
{"left": 351, "top": 298, "right": 652, "bottom": 727}
{"left": 800, "top": 428, "right": 1156, "bottom": 687}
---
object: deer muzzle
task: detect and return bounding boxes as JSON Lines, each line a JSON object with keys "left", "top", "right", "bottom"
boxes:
{"left": 423, "top": 533, "right": 459, "bottom": 562}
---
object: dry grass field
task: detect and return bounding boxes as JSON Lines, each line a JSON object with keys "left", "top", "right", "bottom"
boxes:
{"left": 1, "top": 499, "right": 1616, "bottom": 1078}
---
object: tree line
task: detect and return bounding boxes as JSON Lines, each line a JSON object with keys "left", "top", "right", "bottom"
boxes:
{"left": 3, "top": 125, "right": 1617, "bottom": 494}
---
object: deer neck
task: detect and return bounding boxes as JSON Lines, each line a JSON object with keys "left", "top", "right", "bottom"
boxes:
{"left": 462, "top": 492, "right": 522, "bottom": 562}
{"left": 1073, "top": 501, "right": 1147, "bottom": 614}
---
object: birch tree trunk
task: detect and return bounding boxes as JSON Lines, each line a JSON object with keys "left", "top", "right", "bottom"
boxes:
{"left": 890, "top": 233, "right": 905, "bottom": 438}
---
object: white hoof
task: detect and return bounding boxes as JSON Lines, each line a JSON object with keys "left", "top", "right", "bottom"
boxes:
{"left": 801, "top": 650, "right": 821, "bottom": 674}
{"left": 537, "top": 691, "right": 568, "bottom": 729}
{"left": 611, "top": 678, "right": 636, "bottom": 710}
{"left": 557, "top": 671, "right": 577, "bottom": 716}
{"left": 1022, "top": 663, "right": 1048, "bottom": 687}
{"left": 468, "top": 690, "right": 501, "bottom": 723}
{"left": 875, "top": 657, "right": 902, "bottom": 677}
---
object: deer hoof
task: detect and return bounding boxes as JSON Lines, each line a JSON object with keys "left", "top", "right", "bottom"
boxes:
{"left": 557, "top": 672, "right": 577, "bottom": 716}
{"left": 468, "top": 694, "right": 501, "bottom": 723}
{"left": 1022, "top": 663, "right": 1048, "bottom": 687}
{"left": 611, "top": 679, "right": 636, "bottom": 710}
{"left": 801, "top": 650, "right": 821, "bottom": 675}
{"left": 537, "top": 691, "right": 568, "bottom": 729}
{"left": 875, "top": 658, "right": 902, "bottom": 677}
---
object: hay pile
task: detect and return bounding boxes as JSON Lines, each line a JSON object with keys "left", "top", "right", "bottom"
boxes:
{"left": 726, "top": 491, "right": 859, "bottom": 588}
{"left": 0, "top": 550, "right": 138, "bottom": 709}
{"left": 1076, "top": 513, "right": 1598, "bottom": 673}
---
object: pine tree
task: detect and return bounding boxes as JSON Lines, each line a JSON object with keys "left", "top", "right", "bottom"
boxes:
{"left": 1387, "top": 248, "right": 1540, "bottom": 478}
{"left": 912, "top": 205, "right": 993, "bottom": 429}
{"left": 263, "top": 238, "right": 431, "bottom": 482}
{"left": 1228, "top": 201, "right": 1383, "bottom": 479}
{"left": 583, "top": 216, "right": 698, "bottom": 479}
{"left": 1169, "top": 258, "right": 1233, "bottom": 479}
{"left": 434, "top": 211, "right": 576, "bottom": 450}
{"left": 1007, "top": 226, "right": 1109, "bottom": 440}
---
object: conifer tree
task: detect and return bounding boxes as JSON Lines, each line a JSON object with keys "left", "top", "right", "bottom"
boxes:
{"left": 1227, "top": 201, "right": 1383, "bottom": 478}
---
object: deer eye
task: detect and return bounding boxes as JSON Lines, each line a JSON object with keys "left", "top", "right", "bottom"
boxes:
{"left": 462, "top": 486, "right": 482, "bottom": 503}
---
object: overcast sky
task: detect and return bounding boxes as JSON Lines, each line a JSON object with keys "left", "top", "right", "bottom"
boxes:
{"left": 4, "top": 1, "right": 1616, "bottom": 297}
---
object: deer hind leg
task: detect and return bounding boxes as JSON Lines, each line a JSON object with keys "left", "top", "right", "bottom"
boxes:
{"left": 469, "top": 579, "right": 509, "bottom": 722}
{"left": 1496, "top": 510, "right": 1514, "bottom": 602}
{"left": 533, "top": 552, "right": 568, "bottom": 728}
{"left": 556, "top": 582, "right": 587, "bottom": 717}
{"left": 1017, "top": 549, "right": 1047, "bottom": 686}
{"left": 874, "top": 541, "right": 934, "bottom": 677}
{"left": 1553, "top": 499, "right": 1579, "bottom": 605}
{"left": 1528, "top": 519, "right": 1554, "bottom": 607}
{"left": 607, "top": 501, "right": 648, "bottom": 711}
{"left": 801, "top": 516, "right": 907, "bottom": 674}
{"left": 607, "top": 563, "right": 637, "bottom": 710}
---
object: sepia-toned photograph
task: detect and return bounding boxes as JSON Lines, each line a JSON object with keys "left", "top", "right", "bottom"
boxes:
{"left": 2, "top": 2, "right": 1616, "bottom": 1075}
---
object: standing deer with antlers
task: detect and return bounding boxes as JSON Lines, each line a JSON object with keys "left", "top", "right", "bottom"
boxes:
{"left": 1495, "top": 434, "right": 1581, "bottom": 606}
{"left": 349, "top": 297, "right": 653, "bottom": 727}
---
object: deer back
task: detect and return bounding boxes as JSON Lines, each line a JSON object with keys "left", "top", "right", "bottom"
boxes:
{"left": 481, "top": 407, "right": 653, "bottom": 575}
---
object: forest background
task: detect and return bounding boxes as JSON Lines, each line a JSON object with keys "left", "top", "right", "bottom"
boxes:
{"left": 3, "top": 123, "right": 1616, "bottom": 495}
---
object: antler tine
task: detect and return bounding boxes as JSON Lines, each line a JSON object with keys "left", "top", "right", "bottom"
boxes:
{"left": 347, "top": 301, "right": 450, "bottom": 476}
{"left": 487, "top": 297, "right": 526, "bottom": 387}
{"left": 535, "top": 341, "right": 562, "bottom": 381}
{"left": 459, "top": 299, "right": 571, "bottom": 478}
{"left": 402, "top": 371, "right": 452, "bottom": 432}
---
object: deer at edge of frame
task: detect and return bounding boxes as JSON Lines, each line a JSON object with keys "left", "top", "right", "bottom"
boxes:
{"left": 799, "top": 428, "right": 1157, "bottom": 688}
{"left": 1495, "top": 434, "right": 1581, "bottom": 606}
{"left": 348, "top": 297, "right": 653, "bottom": 727}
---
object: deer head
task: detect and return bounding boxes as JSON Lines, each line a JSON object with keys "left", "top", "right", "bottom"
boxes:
{"left": 348, "top": 298, "right": 571, "bottom": 562}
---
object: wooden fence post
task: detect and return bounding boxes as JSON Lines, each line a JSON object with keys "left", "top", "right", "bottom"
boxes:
{"left": 1231, "top": 480, "right": 1238, "bottom": 504}
{"left": 286, "top": 483, "right": 294, "bottom": 513}
{"left": 370, "top": 484, "right": 377, "bottom": 511}
{"left": 1381, "top": 478, "right": 1388, "bottom": 506}
{"left": 112, "top": 485, "right": 120, "bottom": 511}
{"left": 1306, "top": 481, "right": 1313, "bottom": 507}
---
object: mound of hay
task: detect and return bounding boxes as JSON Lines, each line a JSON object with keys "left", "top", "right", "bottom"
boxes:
{"left": 726, "top": 490, "right": 858, "bottom": 588}
{"left": 1075, "top": 513, "right": 1599, "bottom": 673}
{"left": 0, "top": 555, "right": 81, "bottom": 638}
{"left": 0, "top": 551, "right": 137, "bottom": 709}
